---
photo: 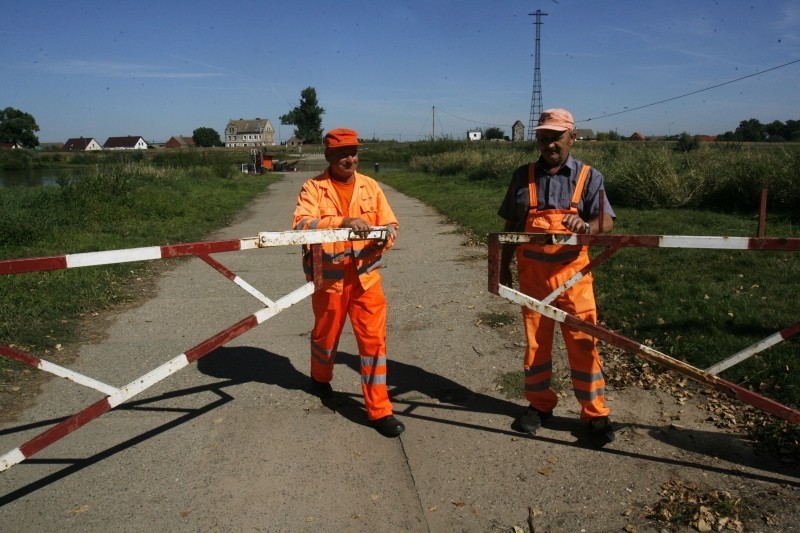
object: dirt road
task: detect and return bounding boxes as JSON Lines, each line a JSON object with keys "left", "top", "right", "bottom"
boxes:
{"left": 1, "top": 169, "right": 798, "bottom": 531}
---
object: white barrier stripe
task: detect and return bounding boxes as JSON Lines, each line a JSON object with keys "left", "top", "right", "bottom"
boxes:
{"left": 705, "top": 332, "right": 784, "bottom": 375}
{"left": 258, "top": 228, "right": 386, "bottom": 247}
{"left": 238, "top": 237, "right": 261, "bottom": 250}
{"left": 107, "top": 354, "right": 190, "bottom": 409}
{"left": 659, "top": 236, "right": 750, "bottom": 249}
{"left": 498, "top": 285, "right": 569, "bottom": 322}
{"left": 0, "top": 448, "right": 26, "bottom": 472}
{"left": 496, "top": 233, "right": 762, "bottom": 250}
{"left": 65, "top": 246, "right": 163, "bottom": 268}
{"left": 254, "top": 282, "right": 315, "bottom": 324}
{"left": 38, "top": 360, "right": 119, "bottom": 396}
{"left": 233, "top": 276, "right": 276, "bottom": 307}
{"left": 542, "top": 271, "right": 583, "bottom": 305}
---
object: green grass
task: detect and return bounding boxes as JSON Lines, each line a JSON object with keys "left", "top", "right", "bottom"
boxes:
{"left": 1, "top": 162, "right": 279, "bottom": 358}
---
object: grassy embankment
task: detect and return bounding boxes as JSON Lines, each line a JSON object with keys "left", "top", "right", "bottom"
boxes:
{"left": 373, "top": 140, "right": 800, "bottom": 414}
{"left": 1, "top": 149, "right": 281, "bottom": 381}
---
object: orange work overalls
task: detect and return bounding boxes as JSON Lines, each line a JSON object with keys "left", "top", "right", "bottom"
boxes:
{"left": 516, "top": 163, "right": 610, "bottom": 420}
{"left": 293, "top": 171, "right": 397, "bottom": 421}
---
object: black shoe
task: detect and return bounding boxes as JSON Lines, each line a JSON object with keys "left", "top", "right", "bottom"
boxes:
{"left": 310, "top": 377, "right": 333, "bottom": 399}
{"left": 511, "top": 405, "right": 553, "bottom": 434}
{"left": 588, "top": 416, "right": 615, "bottom": 448}
{"left": 372, "top": 415, "right": 405, "bottom": 437}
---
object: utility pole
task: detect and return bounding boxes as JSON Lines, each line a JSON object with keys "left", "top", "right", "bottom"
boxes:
{"left": 432, "top": 106, "right": 436, "bottom": 141}
{"left": 527, "top": 9, "right": 547, "bottom": 141}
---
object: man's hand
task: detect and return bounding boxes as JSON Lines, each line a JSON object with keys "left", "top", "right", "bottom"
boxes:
{"left": 342, "top": 217, "right": 372, "bottom": 238}
{"left": 561, "top": 214, "right": 590, "bottom": 234}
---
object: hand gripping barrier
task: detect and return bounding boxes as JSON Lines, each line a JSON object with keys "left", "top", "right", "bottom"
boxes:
{"left": 487, "top": 230, "right": 800, "bottom": 424}
{"left": 0, "top": 228, "right": 390, "bottom": 472}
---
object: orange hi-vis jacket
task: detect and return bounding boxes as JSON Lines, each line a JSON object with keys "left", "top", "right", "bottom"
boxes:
{"left": 293, "top": 169, "right": 398, "bottom": 293}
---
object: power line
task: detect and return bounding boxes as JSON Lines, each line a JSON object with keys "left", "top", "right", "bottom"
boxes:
{"left": 581, "top": 58, "right": 800, "bottom": 124}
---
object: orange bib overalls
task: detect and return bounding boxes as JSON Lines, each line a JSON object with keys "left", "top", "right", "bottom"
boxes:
{"left": 516, "top": 163, "right": 609, "bottom": 420}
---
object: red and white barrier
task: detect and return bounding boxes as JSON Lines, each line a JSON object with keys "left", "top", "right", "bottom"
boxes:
{"left": 487, "top": 231, "right": 800, "bottom": 424}
{"left": 0, "top": 228, "right": 389, "bottom": 472}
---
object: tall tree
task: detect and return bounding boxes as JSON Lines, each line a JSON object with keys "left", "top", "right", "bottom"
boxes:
{"left": 280, "top": 87, "right": 325, "bottom": 144}
{"left": 193, "top": 127, "right": 222, "bottom": 147}
{"left": 735, "top": 118, "right": 767, "bottom": 142}
{"left": 0, "top": 107, "right": 40, "bottom": 148}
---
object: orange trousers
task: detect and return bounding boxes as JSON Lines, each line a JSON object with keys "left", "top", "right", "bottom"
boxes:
{"left": 517, "top": 250, "right": 610, "bottom": 420}
{"left": 309, "top": 264, "right": 393, "bottom": 421}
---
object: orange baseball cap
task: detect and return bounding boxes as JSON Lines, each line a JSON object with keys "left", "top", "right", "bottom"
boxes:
{"left": 533, "top": 109, "right": 574, "bottom": 132}
{"left": 324, "top": 128, "right": 362, "bottom": 148}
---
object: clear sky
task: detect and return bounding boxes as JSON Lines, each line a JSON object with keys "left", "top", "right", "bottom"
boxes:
{"left": 2, "top": 1, "right": 798, "bottom": 144}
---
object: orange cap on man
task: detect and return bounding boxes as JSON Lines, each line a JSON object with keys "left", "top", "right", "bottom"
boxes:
{"left": 324, "top": 128, "right": 363, "bottom": 148}
{"left": 533, "top": 109, "right": 574, "bottom": 132}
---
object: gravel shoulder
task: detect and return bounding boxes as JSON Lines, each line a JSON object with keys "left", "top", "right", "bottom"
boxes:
{"left": 1, "top": 169, "right": 798, "bottom": 532}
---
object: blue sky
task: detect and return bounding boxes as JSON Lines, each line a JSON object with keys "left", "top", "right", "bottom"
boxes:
{"left": 2, "top": 1, "right": 798, "bottom": 143}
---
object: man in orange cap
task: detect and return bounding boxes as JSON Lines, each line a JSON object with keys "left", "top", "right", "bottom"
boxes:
{"left": 498, "top": 108, "right": 617, "bottom": 447}
{"left": 292, "top": 128, "right": 404, "bottom": 437}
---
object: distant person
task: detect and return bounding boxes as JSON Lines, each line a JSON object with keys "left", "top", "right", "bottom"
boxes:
{"left": 497, "top": 108, "right": 617, "bottom": 447}
{"left": 292, "top": 128, "right": 404, "bottom": 437}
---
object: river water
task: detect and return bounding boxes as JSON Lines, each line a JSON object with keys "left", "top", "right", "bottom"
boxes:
{"left": 0, "top": 168, "right": 82, "bottom": 188}
{"left": 0, "top": 160, "right": 402, "bottom": 188}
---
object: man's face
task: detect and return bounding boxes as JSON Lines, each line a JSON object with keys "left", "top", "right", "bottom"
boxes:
{"left": 536, "top": 129, "right": 575, "bottom": 169}
{"left": 326, "top": 146, "right": 359, "bottom": 180}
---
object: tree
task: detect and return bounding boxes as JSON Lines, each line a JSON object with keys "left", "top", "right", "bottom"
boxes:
{"left": 280, "top": 87, "right": 325, "bottom": 144}
{"left": 193, "top": 127, "right": 222, "bottom": 147}
{"left": 485, "top": 127, "right": 504, "bottom": 140}
{"left": 765, "top": 120, "right": 787, "bottom": 142}
{"left": 675, "top": 132, "right": 700, "bottom": 152}
{"left": 734, "top": 119, "right": 767, "bottom": 142}
{"left": 0, "top": 107, "right": 40, "bottom": 148}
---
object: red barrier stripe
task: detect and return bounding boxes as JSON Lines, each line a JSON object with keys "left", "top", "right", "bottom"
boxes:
{"left": 0, "top": 256, "right": 67, "bottom": 275}
{"left": 160, "top": 240, "right": 242, "bottom": 258}
{"left": 184, "top": 314, "right": 259, "bottom": 363}
{"left": 198, "top": 254, "right": 237, "bottom": 282}
{"left": 0, "top": 344, "right": 41, "bottom": 368}
{"left": 781, "top": 321, "right": 800, "bottom": 340}
{"left": 749, "top": 237, "right": 800, "bottom": 251}
{"left": 19, "top": 398, "right": 112, "bottom": 458}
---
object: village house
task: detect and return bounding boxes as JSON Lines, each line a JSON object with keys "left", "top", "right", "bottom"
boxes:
{"left": 285, "top": 136, "right": 303, "bottom": 149}
{"left": 467, "top": 130, "right": 482, "bottom": 141}
{"left": 103, "top": 136, "right": 148, "bottom": 150}
{"left": 165, "top": 135, "right": 195, "bottom": 149}
{"left": 224, "top": 118, "right": 275, "bottom": 148}
{"left": 63, "top": 137, "right": 102, "bottom": 151}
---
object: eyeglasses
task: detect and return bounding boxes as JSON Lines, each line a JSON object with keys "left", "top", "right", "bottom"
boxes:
{"left": 536, "top": 131, "right": 570, "bottom": 144}
{"left": 329, "top": 148, "right": 358, "bottom": 161}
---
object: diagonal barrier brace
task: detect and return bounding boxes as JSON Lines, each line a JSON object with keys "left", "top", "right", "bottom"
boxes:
{"left": 488, "top": 231, "right": 800, "bottom": 424}
{"left": 0, "top": 228, "right": 389, "bottom": 472}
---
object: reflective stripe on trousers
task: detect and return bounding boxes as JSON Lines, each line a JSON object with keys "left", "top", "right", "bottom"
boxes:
{"left": 517, "top": 249, "right": 610, "bottom": 420}
{"left": 310, "top": 263, "right": 393, "bottom": 421}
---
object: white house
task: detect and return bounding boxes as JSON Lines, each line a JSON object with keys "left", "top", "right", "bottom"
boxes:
{"left": 63, "top": 137, "right": 103, "bottom": 151}
{"left": 103, "top": 136, "right": 148, "bottom": 150}
{"left": 467, "top": 130, "right": 482, "bottom": 141}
